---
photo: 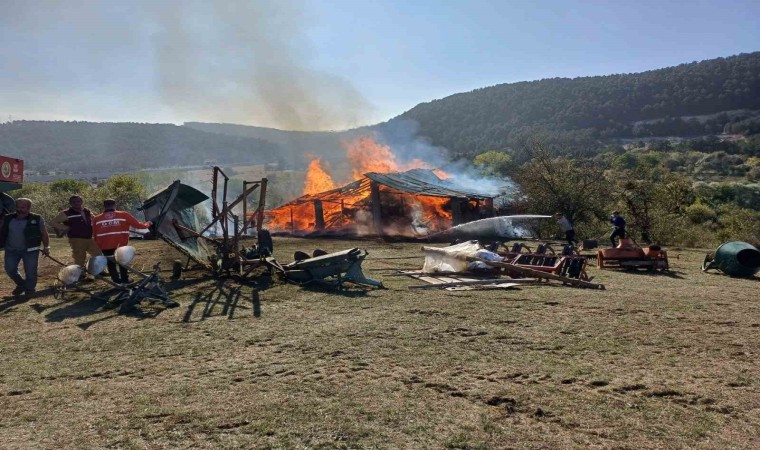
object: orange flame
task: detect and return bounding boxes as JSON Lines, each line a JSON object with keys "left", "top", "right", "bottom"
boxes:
{"left": 433, "top": 169, "right": 453, "bottom": 179}
{"left": 345, "top": 136, "right": 399, "bottom": 180}
{"left": 266, "top": 135, "right": 460, "bottom": 236}
{"left": 303, "top": 159, "right": 337, "bottom": 195}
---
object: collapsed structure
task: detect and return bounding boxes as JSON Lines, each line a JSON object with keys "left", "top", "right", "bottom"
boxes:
{"left": 265, "top": 169, "right": 499, "bottom": 238}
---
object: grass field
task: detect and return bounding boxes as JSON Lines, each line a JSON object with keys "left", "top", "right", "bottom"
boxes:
{"left": 0, "top": 237, "right": 757, "bottom": 449}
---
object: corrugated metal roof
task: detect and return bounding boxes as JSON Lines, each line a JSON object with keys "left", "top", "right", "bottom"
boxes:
{"left": 365, "top": 169, "right": 495, "bottom": 199}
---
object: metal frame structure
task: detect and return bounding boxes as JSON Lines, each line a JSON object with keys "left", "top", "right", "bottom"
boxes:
{"left": 162, "top": 167, "right": 271, "bottom": 277}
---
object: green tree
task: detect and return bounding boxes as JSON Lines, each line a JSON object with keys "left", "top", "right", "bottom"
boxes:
{"left": 49, "top": 178, "right": 89, "bottom": 194}
{"left": 514, "top": 144, "right": 609, "bottom": 225}
{"left": 95, "top": 175, "right": 147, "bottom": 213}
{"left": 474, "top": 151, "right": 515, "bottom": 177}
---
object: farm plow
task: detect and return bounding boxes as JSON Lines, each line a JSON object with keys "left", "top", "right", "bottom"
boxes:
{"left": 401, "top": 241, "right": 605, "bottom": 290}
{"left": 48, "top": 247, "right": 178, "bottom": 313}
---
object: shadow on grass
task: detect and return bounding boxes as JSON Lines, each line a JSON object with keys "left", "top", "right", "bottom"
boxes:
{"left": 702, "top": 271, "right": 760, "bottom": 282}
{"left": 29, "top": 277, "right": 213, "bottom": 328}
{"left": 182, "top": 276, "right": 270, "bottom": 322}
{"left": 610, "top": 269, "right": 687, "bottom": 279}
{"left": 0, "top": 287, "right": 55, "bottom": 315}
{"left": 298, "top": 281, "right": 371, "bottom": 298}
{"left": 35, "top": 287, "right": 167, "bottom": 329}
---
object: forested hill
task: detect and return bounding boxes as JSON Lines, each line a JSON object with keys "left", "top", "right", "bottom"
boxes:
{"left": 397, "top": 52, "right": 760, "bottom": 156}
{"left": 184, "top": 122, "right": 348, "bottom": 166}
{"left": 0, "top": 121, "right": 282, "bottom": 173}
{"left": 5, "top": 53, "right": 759, "bottom": 174}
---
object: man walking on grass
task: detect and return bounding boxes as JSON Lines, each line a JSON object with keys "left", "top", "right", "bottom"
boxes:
{"left": 93, "top": 199, "right": 151, "bottom": 284}
{"left": 0, "top": 198, "right": 50, "bottom": 298}
{"left": 51, "top": 194, "right": 102, "bottom": 271}
{"left": 610, "top": 210, "right": 627, "bottom": 247}
{"left": 554, "top": 212, "right": 577, "bottom": 247}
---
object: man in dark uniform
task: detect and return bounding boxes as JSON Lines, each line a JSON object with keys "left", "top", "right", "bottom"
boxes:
{"left": 0, "top": 198, "right": 50, "bottom": 298}
{"left": 609, "top": 210, "right": 627, "bottom": 247}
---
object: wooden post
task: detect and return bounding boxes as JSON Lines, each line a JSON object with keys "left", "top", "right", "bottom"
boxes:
{"left": 451, "top": 198, "right": 463, "bottom": 225}
{"left": 314, "top": 200, "right": 325, "bottom": 230}
{"left": 370, "top": 181, "right": 383, "bottom": 236}
{"left": 257, "top": 178, "right": 267, "bottom": 232}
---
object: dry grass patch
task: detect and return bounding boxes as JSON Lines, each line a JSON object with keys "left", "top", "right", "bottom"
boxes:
{"left": 0, "top": 238, "right": 757, "bottom": 448}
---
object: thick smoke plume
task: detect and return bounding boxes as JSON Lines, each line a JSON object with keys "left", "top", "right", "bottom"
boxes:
{"left": 149, "top": 0, "right": 372, "bottom": 130}
{"left": 0, "top": 0, "right": 372, "bottom": 130}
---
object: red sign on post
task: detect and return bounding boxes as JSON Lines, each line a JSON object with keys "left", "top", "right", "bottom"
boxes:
{"left": 0, "top": 156, "right": 24, "bottom": 183}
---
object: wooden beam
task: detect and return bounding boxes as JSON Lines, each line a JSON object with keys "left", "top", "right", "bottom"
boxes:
{"left": 370, "top": 181, "right": 383, "bottom": 236}
{"left": 313, "top": 200, "right": 325, "bottom": 229}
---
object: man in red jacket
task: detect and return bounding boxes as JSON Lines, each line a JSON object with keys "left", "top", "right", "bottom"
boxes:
{"left": 93, "top": 199, "right": 151, "bottom": 284}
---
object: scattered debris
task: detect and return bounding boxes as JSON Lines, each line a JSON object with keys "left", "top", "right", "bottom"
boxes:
{"left": 412, "top": 242, "right": 605, "bottom": 290}
{"left": 48, "top": 247, "right": 177, "bottom": 313}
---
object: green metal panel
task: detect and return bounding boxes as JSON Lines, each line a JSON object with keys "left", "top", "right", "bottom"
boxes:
{"left": 703, "top": 241, "right": 760, "bottom": 278}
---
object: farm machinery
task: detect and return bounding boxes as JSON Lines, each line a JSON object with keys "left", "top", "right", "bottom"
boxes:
{"left": 49, "top": 246, "right": 177, "bottom": 313}
{"left": 596, "top": 238, "right": 669, "bottom": 271}
{"left": 500, "top": 242, "right": 591, "bottom": 280}
{"left": 141, "top": 166, "right": 275, "bottom": 280}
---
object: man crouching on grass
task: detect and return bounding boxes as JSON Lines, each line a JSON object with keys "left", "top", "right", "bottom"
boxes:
{"left": 0, "top": 198, "right": 50, "bottom": 298}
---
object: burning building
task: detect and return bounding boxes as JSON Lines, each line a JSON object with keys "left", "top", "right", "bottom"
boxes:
{"left": 265, "top": 168, "right": 497, "bottom": 238}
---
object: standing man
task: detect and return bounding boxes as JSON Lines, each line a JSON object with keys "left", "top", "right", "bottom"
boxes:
{"left": 554, "top": 212, "right": 577, "bottom": 247}
{"left": 0, "top": 198, "right": 50, "bottom": 298}
{"left": 93, "top": 199, "right": 151, "bottom": 284}
{"left": 51, "top": 195, "right": 102, "bottom": 269}
{"left": 609, "top": 210, "right": 627, "bottom": 247}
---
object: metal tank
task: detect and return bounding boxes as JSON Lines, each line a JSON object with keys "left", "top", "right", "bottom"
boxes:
{"left": 702, "top": 241, "right": 760, "bottom": 278}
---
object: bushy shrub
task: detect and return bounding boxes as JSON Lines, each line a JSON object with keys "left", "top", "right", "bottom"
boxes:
{"left": 715, "top": 205, "right": 760, "bottom": 245}
{"left": 685, "top": 202, "right": 716, "bottom": 224}
{"left": 9, "top": 175, "right": 146, "bottom": 224}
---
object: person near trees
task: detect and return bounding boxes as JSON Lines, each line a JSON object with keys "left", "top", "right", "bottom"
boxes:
{"left": 0, "top": 198, "right": 50, "bottom": 298}
{"left": 92, "top": 199, "right": 151, "bottom": 284}
{"left": 51, "top": 194, "right": 102, "bottom": 270}
{"left": 554, "top": 212, "right": 577, "bottom": 246}
{"left": 609, "top": 210, "right": 627, "bottom": 247}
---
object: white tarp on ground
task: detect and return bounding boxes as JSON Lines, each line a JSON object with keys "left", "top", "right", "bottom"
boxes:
{"left": 422, "top": 241, "right": 503, "bottom": 273}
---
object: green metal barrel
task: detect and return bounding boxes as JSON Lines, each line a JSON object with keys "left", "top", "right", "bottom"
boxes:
{"left": 702, "top": 241, "right": 760, "bottom": 278}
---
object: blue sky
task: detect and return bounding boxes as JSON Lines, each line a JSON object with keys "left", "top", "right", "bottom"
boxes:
{"left": 0, "top": 0, "right": 758, "bottom": 130}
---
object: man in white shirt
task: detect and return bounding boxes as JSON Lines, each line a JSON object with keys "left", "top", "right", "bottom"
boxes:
{"left": 555, "top": 213, "right": 577, "bottom": 247}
